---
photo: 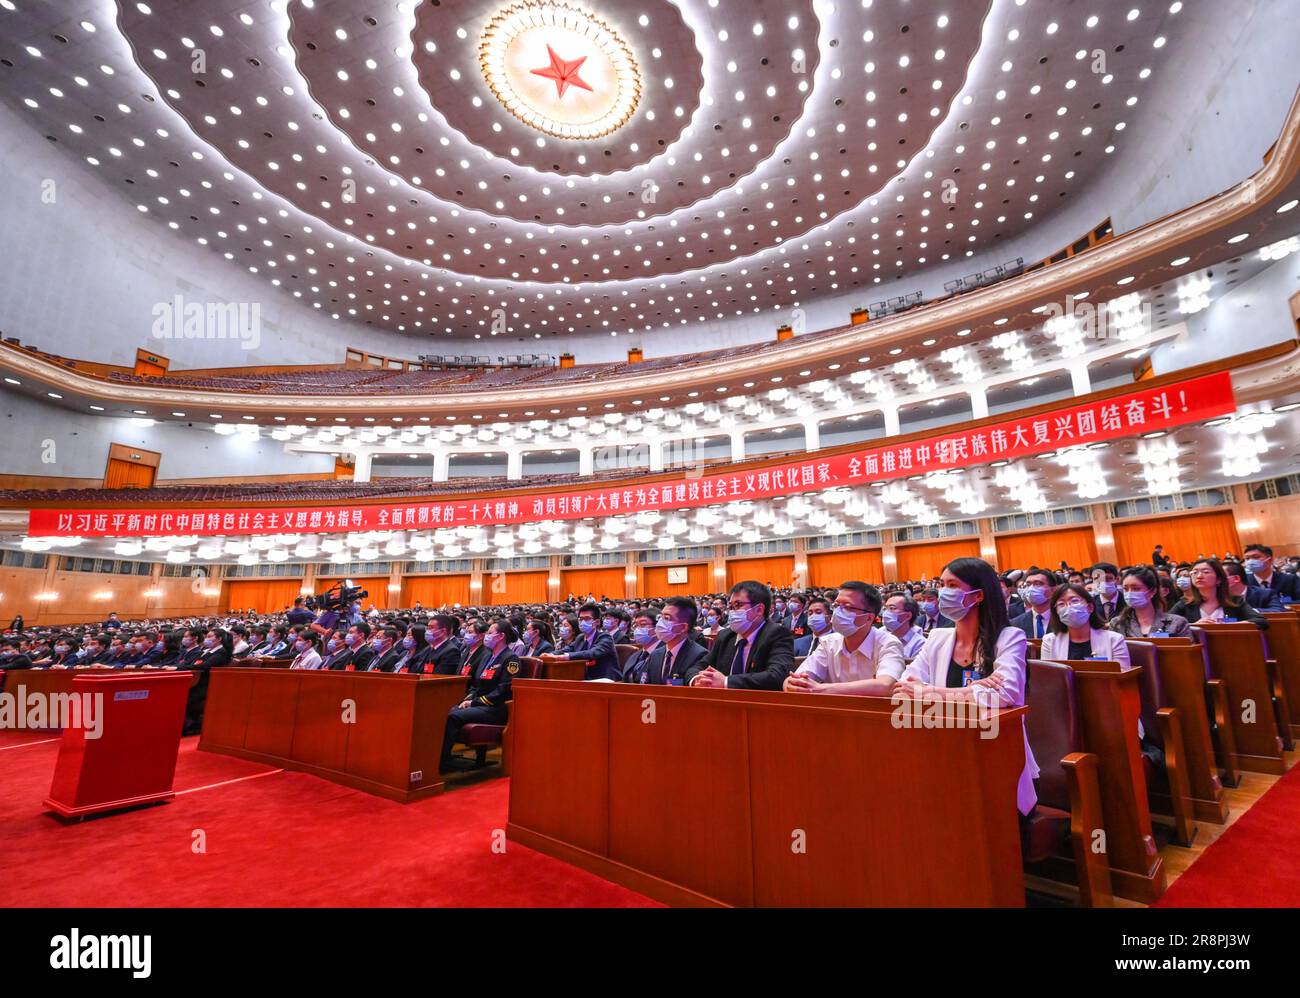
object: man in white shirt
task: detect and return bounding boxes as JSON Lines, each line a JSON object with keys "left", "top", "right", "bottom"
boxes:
{"left": 880, "top": 593, "right": 927, "bottom": 660}
{"left": 783, "top": 582, "right": 905, "bottom": 695}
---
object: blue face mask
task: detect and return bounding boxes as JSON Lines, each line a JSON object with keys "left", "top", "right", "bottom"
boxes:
{"left": 1176, "top": 576, "right": 1193, "bottom": 590}
{"left": 727, "top": 607, "right": 756, "bottom": 633}
{"left": 579, "top": 619, "right": 596, "bottom": 635}
{"left": 881, "top": 610, "right": 905, "bottom": 631}
{"left": 1244, "top": 558, "right": 1267, "bottom": 575}
{"left": 1022, "top": 585, "right": 1050, "bottom": 607}
{"left": 1125, "top": 590, "right": 1151, "bottom": 609}
{"left": 807, "top": 612, "right": 828, "bottom": 632}
{"left": 938, "top": 589, "right": 976, "bottom": 622}
{"left": 632, "top": 626, "right": 654, "bottom": 645}
{"left": 1059, "top": 604, "right": 1093, "bottom": 629}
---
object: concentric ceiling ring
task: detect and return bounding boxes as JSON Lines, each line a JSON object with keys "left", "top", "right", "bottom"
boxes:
{"left": 478, "top": 1, "right": 642, "bottom": 140}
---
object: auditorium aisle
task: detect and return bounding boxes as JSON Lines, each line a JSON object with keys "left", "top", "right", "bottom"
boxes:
{"left": 0, "top": 732, "right": 657, "bottom": 907}
{"left": 1155, "top": 757, "right": 1300, "bottom": 908}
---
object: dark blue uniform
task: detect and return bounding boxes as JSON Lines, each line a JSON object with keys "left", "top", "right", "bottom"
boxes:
{"left": 440, "top": 648, "right": 519, "bottom": 769}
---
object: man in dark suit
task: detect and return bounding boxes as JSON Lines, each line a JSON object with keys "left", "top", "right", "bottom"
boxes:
{"left": 319, "top": 631, "right": 355, "bottom": 670}
{"left": 1090, "top": 563, "right": 1126, "bottom": 623}
{"left": 542, "top": 602, "right": 621, "bottom": 680}
{"left": 686, "top": 581, "right": 794, "bottom": 691}
{"left": 343, "top": 622, "right": 375, "bottom": 670}
{"left": 366, "top": 628, "right": 404, "bottom": 672}
{"left": 644, "top": 598, "right": 709, "bottom": 684}
{"left": 0, "top": 639, "right": 32, "bottom": 670}
{"left": 782, "top": 593, "right": 809, "bottom": 639}
{"left": 620, "top": 609, "right": 662, "bottom": 684}
{"left": 602, "top": 608, "right": 631, "bottom": 646}
{"left": 1009, "top": 568, "right": 1058, "bottom": 639}
{"left": 916, "top": 588, "right": 954, "bottom": 633}
{"left": 1244, "top": 543, "right": 1300, "bottom": 602}
{"left": 1152, "top": 545, "right": 1172, "bottom": 569}
{"left": 1000, "top": 575, "right": 1026, "bottom": 620}
{"left": 1224, "top": 561, "right": 1286, "bottom": 611}
{"left": 421, "top": 614, "right": 464, "bottom": 675}
{"left": 793, "top": 596, "right": 833, "bottom": 656}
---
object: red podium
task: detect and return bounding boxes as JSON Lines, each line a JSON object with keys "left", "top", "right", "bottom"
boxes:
{"left": 44, "top": 671, "right": 192, "bottom": 819}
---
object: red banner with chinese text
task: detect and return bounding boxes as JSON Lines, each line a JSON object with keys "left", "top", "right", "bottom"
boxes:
{"left": 26, "top": 372, "right": 1235, "bottom": 539}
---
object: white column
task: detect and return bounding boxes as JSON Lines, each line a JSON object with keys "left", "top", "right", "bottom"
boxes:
{"left": 1070, "top": 362, "right": 1092, "bottom": 397}
{"left": 729, "top": 430, "right": 745, "bottom": 462}
{"left": 648, "top": 436, "right": 665, "bottom": 472}
{"left": 432, "top": 450, "right": 449, "bottom": 482}
{"left": 803, "top": 420, "right": 821, "bottom": 452}
{"left": 969, "top": 386, "right": 989, "bottom": 420}
{"left": 579, "top": 447, "right": 594, "bottom": 476}
{"left": 506, "top": 449, "right": 523, "bottom": 480}
{"left": 882, "top": 405, "right": 901, "bottom": 438}
{"left": 352, "top": 451, "right": 373, "bottom": 483}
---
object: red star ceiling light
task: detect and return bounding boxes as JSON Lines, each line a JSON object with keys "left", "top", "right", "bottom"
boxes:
{"left": 531, "top": 44, "right": 594, "bottom": 99}
{"left": 479, "top": 1, "right": 641, "bottom": 140}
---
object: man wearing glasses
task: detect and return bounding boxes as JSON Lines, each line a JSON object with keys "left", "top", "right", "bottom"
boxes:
{"left": 686, "top": 581, "right": 794, "bottom": 691}
{"left": 783, "top": 582, "right": 905, "bottom": 695}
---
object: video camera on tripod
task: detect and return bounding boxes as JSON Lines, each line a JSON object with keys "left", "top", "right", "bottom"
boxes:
{"left": 305, "top": 579, "right": 368, "bottom": 629}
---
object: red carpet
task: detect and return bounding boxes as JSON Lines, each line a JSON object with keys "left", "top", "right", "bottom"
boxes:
{"left": 1155, "top": 762, "right": 1300, "bottom": 907}
{"left": 0, "top": 736, "right": 658, "bottom": 907}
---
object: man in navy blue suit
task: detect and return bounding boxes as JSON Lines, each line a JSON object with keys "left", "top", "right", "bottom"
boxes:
{"left": 542, "top": 602, "right": 621, "bottom": 680}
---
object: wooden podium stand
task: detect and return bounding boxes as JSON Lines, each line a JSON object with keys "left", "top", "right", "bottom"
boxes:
{"left": 200, "top": 668, "right": 468, "bottom": 802}
{"left": 44, "top": 671, "right": 192, "bottom": 819}
{"left": 507, "top": 680, "right": 1028, "bottom": 907}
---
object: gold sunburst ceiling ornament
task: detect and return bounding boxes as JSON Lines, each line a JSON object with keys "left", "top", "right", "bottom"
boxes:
{"left": 479, "top": 1, "right": 642, "bottom": 140}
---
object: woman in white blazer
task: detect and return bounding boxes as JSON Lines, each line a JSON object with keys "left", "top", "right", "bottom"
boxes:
{"left": 1041, "top": 583, "right": 1132, "bottom": 669}
{"left": 898, "top": 557, "right": 1039, "bottom": 816}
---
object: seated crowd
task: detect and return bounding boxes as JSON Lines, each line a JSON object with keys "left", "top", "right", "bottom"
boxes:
{"left": 2, "top": 543, "right": 1296, "bottom": 781}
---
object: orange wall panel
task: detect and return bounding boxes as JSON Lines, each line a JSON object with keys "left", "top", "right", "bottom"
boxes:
{"left": 487, "top": 571, "right": 550, "bottom": 606}
{"left": 641, "top": 563, "right": 712, "bottom": 598}
{"left": 402, "top": 575, "right": 471, "bottom": 610}
{"left": 994, "top": 527, "right": 1098, "bottom": 574}
{"left": 893, "top": 539, "right": 981, "bottom": 584}
{"left": 726, "top": 555, "right": 795, "bottom": 591}
{"left": 560, "top": 567, "right": 627, "bottom": 601}
{"left": 223, "top": 579, "right": 304, "bottom": 615}
{"left": 1111, "top": 511, "right": 1242, "bottom": 568}
{"left": 807, "top": 549, "right": 886, "bottom": 588}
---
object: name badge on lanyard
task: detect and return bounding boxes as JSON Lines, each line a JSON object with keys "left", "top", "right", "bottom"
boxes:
{"left": 482, "top": 667, "right": 497, "bottom": 680}
{"left": 960, "top": 666, "right": 977, "bottom": 687}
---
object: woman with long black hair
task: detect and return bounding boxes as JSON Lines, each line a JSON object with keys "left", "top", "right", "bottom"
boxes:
{"left": 897, "top": 557, "right": 1038, "bottom": 815}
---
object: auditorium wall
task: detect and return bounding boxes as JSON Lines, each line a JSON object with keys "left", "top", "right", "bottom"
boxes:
{"left": 0, "top": 567, "right": 222, "bottom": 627}
{"left": 0, "top": 392, "right": 335, "bottom": 482}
